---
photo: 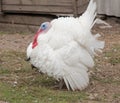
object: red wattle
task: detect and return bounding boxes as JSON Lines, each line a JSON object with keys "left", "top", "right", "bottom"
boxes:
{"left": 32, "top": 29, "right": 42, "bottom": 49}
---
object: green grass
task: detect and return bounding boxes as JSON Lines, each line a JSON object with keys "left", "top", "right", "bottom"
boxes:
{"left": 0, "top": 45, "right": 119, "bottom": 103}
{"left": 0, "top": 81, "right": 88, "bottom": 103}
{"left": 104, "top": 44, "right": 120, "bottom": 65}
{"left": 0, "top": 30, "right": 34, "bottom": 35}
{"left": 113, "top": 93, "right": 120, "bottom": 99}
{"left": 0, "top": 31, "right": 7, "bottom": 35}
{"left": 0, "top": 50, "right": 88, "bottom": 103}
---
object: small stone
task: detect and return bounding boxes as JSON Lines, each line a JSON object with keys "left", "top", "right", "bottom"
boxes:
{"left": 48, "top": 98, "right": 52, "bottom": 101}
{"left": 88, "top": 93, "right": 98, "bottom": 100}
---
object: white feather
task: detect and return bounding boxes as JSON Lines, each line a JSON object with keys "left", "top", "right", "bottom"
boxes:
{"left": 26, "top": 0, "right": 104, "bottom": 91}
{"left": 26, "top": 43, "right": 32, "bottom": 59}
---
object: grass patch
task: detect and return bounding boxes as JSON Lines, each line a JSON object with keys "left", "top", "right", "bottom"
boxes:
{"left": 0, "top": 50, "right": 89, "bottom": 103}
{"left": 104, "top": 44, "right": 120, "bottom": 65}
{"left": 0, "top": 30, "right": 33, "bottom": 35}
{"left": 113, "top": 93, "right": 120, "bottom": 99}
{"left": 0, "top": 81, "right": 88, "bottom": 103}
{"left": 0, "top": 50, "right": 31, "bottom": 74}
{"left": 0, "top": 31, "right": 13, "bottom": 35}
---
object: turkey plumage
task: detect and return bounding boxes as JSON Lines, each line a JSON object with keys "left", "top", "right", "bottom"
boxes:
{"left": 26, "top": 0, "right": 104, "bottom": 91}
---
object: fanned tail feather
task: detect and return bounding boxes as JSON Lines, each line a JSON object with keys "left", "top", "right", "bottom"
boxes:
{"left": 63, "top": 67, "right": 89, "bottom": 91}
{"left": 79, "top": 0, "right": 97, "bottom": 30}
{"left": 86, "top": 33, "right": 105, "bottom": 57}
{"left": 78, "top": 0, "right": 105, "bottom": 57}
{"left": 93, "top": 34, "right": 105, "bottom": 53}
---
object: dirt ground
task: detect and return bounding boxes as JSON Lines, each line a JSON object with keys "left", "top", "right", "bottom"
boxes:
{"left": 0, "top": 17, "right": 120, "bottom": 103}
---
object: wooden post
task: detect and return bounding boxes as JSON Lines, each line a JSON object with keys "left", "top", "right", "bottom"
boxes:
{"left": 73, "top": 0, "right": 78, "bottom": 17}
{"left": 0, "top": 0, "right": 2, "bottom": 14}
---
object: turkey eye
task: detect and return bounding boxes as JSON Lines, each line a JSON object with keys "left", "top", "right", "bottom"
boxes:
{"left": 42, "top": 24, "right": 45, "bottom": 28}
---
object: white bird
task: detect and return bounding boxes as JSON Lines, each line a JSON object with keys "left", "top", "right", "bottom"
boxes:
{"left": 26, "top": 0, "right": 104, "bottom": 91}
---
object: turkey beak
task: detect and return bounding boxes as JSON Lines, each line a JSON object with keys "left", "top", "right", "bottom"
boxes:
{"left": 25, "top": 57, "right": 30, "bottom": 61}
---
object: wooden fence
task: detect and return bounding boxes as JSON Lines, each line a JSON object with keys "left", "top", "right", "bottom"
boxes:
{"left": 0, "top": 0, "right": 89, "bottom": 17}
{"left": 0, "top": 0, "right": 89, "bottom": 33}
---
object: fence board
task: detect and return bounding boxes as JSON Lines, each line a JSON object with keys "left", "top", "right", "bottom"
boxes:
{"left": 0, "top": 14, "right": 53, "bottom": 26}
{"left": 76, "top": 0, "right": 89, "bottom": 15}
{"left": 78, "top": 0, "right": 89, "bottom": 4}
{"left": 0, "top": 0, "right": 2, "bottom": 12}
{"left": 2, "top": 0, "right": 72, "bottom": 6}
{"left": 2, "top": 5, "right": 73, "bottom": 13}
{"left": 0, "top": 0, "right": 89, "bottom": 17}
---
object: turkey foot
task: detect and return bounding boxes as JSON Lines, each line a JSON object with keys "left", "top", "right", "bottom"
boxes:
{"left": 52, "top": 79, "right": 66, "bottom": 90}
{"left": 31, "top": 64, "right": 43, "bottom": 75}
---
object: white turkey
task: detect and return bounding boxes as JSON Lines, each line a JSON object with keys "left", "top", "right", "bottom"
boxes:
{"left": 26, "top": 0, "right": 104, "bottom": 91}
